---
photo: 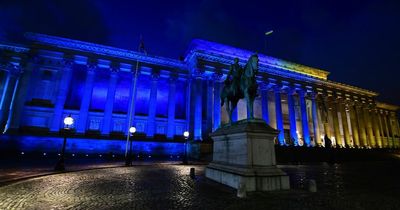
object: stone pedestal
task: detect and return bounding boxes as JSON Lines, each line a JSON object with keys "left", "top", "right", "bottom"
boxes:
{"left": 205, "top": 119, "right": 290, "bottom": 192}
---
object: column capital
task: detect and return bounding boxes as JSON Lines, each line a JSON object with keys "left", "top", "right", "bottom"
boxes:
{"left": 87, "top": 62, "right": 97, "bottom": 72}
{"left": 7, "top": 64, "right": 23, "bottom": 77}
{"left": 169, "top": 74, "right": 178, "bottom": 83}
{"left": 193, "top": 68, "right": 205, "bottom": 79}
{"left": 272, "top": 84, "right": 283, "bottom": 93}
{"left": 151, "top": 70, "right": 160, "bottom": 80}
{"left": 212, "top": 72, "right": 223, "bottom": 82}
{"left": 297, "top": 88, "right": 307, "bottom": 97}
{"left": 62, "top": 59, "right": 74, "bottom": 68}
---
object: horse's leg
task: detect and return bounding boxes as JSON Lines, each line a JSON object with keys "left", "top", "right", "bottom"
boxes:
{"left": 249, "top": 94, "right": 254, "bottom": 119}
{"left": 243, "top": 89, "right": 251, "bottom": 119}
{"left": 226, "top": 98, "right": 232, "bottom": 124}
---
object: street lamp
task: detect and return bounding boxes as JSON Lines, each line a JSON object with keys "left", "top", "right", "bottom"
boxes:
{"left": 183, "top": 131, "right": 189, "bottom": 164}
{"left": 125, "top": 126, "right": 136, "bottom": 166}
{"left": 55, "top": 114, "right": 74, "bottom": 171}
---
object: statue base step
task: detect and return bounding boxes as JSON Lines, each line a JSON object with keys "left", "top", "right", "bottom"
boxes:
{"left": 205, "top": 119, "right": 290, "bottom": 192}
{"left": 206, "top": 162, "right": 289, "bottom": 191}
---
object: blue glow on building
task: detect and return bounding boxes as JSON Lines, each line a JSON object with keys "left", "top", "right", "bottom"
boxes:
{"left": 0, "top": 32, "right": 399, "bottom": 154}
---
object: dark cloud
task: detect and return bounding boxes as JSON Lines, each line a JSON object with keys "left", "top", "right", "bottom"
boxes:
{"left": 1, "top": 0, "right": 399, "bottom": 104}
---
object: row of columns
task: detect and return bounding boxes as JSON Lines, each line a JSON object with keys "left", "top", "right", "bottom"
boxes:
{"left": 1, "top": 57, "right": 399, "bottom": 147}
{"left": 315, "top": 94, "right": 399, "bottom": 148}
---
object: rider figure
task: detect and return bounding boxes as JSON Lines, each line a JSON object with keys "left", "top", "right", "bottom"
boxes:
{"left": 225, "top": 58, "right": 242, "bottom": 97}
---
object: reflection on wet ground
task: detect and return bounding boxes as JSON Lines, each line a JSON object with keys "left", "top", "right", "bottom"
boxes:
{"left": 0, "top": 160, "right": 400, "bottom": 209}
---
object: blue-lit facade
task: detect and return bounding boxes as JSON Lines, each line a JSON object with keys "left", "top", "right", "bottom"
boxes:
{"left": 0, "top": 33, "right": 399, "bottom": 155}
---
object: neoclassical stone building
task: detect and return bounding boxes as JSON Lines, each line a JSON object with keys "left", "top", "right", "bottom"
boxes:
{"left": 0, "top": 33, "right": 399, "bottom": 154}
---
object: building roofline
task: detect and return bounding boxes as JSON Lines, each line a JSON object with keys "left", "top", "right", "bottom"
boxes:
{"left": 24, "top": 32, "right": 186, "bottom": 70}
{"left": 376, "top": 102, "right": 400, "bottom": 111}
{"left": 186, "top": 39, "right": 330, "bottom": 80}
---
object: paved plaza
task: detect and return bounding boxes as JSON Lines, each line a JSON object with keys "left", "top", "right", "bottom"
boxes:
{"left": 1, "top": 159, "right": 400, "bottom": 210}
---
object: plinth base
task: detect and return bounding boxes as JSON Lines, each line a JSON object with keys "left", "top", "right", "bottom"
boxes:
{"left": 206, "top": 119, "right": 290, "bottom": 192}
{"left": 206, "top": 162, "right": 289, "bottom": 191}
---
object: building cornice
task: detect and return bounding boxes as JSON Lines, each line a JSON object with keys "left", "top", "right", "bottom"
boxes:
{"left": 0, "top": 43, "right": 30, "bottom": 53}
{"left": 376, "top": 102, "right": 400, "bottom": 111}
{"left": 192, "top": 51, "right": 377, "bottom": 97}
{"left": 186, "top": 39, "right": 330, "bottom": 80}
{"left": 24, "top": 32, "right": 187, "bottom": 70}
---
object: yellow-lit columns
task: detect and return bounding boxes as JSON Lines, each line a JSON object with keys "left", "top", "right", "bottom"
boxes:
{"left": 377, "top": 110, "right": 387, "bottom": 148}
{"left": 371, "top": 108, "right": 382, "bottom": 148}
{"left": 310, "top": 92, "right": 321, "bottom": 146}
{"left": 382, "top": 111, "right": 392, "bottom": 148}
{"left": 395, "top": 115, "right": 400, "bottom": 148}
{"left": 349, "top": 101, "right": 360, "bottom": 147}
{"left": 330, "top": 97, "right": 342, "bottom": 147}
{"left": 355, "top": 103, "right": 368, "bottom": 147}
{"left": 362, "top": 102, "right": 375, "bottom": 148}
{"left": 338, "top": 98, "right": 351, "bottom": 147}
{"left": 388, "top": 112, "right": 397, "bottom": 148}
{"left": 320, "top": 95, "right": 332, "bottom": 146}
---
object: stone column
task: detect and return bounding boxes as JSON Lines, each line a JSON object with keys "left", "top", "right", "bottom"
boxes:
{"left": 363, "top": 106, "right": 375, "bottom": 147}
{"left": 193, "top": 72, "right": 203, "bottom": 141}
{"left": 0, "top": 71, "right": 12, "bottom": 122}
{"left": 331, "top": 100, "right": 341, "bottom": 146}
{"left": 213, "top": 73, "right": 222, "bottom": 131}
{"left": 339, "top": 100, "right": 351, "bottom": 147}
{"left": 166, "top": 75, "right": 177, "bottom": 139}
{"left": 0, "top": 65, "right": 21, "bottom": 131}
{"left": 50, "top": 59, "right": 74, "bottom": 132}
{"left": 185, "top": 77, "right": 192, "bottom": 133}
{"left": 371, "top": 109, "right": 382, "bottom": 148}
{"left": 286, "top": 88, "right": 298, "bottom": 145}
{"left": 76, "top": 64, "right": 96, "bottom": 133}
{"left": 147, "top": 71, "right": 159, "bottom": 137}
{"left": 388, "top": 112, "right": 396, "bottom": 146}
{"left": 101, "top": 67, "right": 119, "bottom": 135}
{"left": 274, "top": 86, "right": 285, "bottom": 145}
{"left": 349, "top": 103, "right": 360, "bottom": 147}
{"left": 320, "top": 95, "right": 331, "bottom": 143}
{"left": 299, "top": 90, "right": 311, "bottom": 146}
{"left": 356, "top": 104, "right": 368, "bottom": 147}
{"left": 377, "top": 110, "right": 387, "bottom": 147}
{"left": 261, "top": 89, "right": 270, "bottom": 124}
{"left": 8, "top": 58, "right": 37, "bottom": 131}
{"left": 206, "top": 78, "right": 214, "bottom": 136}
{"left": 382, "top": 111, "right": 392, "bottom": 148}
{"left": 311, "top": 93, "right": 321, "bottom": 146}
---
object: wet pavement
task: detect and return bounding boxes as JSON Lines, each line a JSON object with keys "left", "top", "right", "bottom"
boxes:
{"left": 1, "top": 160, "right": 400, "bottom": 210}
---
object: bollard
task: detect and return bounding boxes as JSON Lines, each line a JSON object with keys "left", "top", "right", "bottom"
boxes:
{"left": 307, "top": 179, "right": 317, "bottom": 192}
{"left": 190, "top": 168, "right": 195, "bottom": 179}
{"left": 237, "top": 181, "right": 247, "bottom": 198}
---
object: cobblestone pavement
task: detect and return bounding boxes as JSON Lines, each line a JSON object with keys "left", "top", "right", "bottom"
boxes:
{"left": 1, "top": 161, "right": 400, "bottom": 210}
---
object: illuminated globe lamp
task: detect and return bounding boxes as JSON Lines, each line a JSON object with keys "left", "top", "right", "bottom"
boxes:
{"left": 55, "top": 114, "right": 74, "bottom": 171}
{"left": 125, "top": 126, "right": 136, "bottom": 166}
{"left": 64, "top": 115, "right": 74, "bottom": 129}
{"left": 183, "top": 131, "right": 189, "bottom": 139}
{"left": 183, "top": 131, "right": 189, "bottom": 164}
{"left": 129, "top": 126, "right": 136, "bottom": 134}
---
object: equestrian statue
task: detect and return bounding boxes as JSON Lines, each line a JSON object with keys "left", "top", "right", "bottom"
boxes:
{"left": 221, "top": 54, "right": 259, "bottom": 124}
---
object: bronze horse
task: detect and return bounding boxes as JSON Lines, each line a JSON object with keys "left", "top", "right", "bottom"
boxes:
{"left": 221, "top": 54, "right": 259, "bottom": 124}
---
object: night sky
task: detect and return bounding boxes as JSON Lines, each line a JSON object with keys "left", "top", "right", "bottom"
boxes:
{"left": 1, "top": 0, "right": 399, "bottom": 105}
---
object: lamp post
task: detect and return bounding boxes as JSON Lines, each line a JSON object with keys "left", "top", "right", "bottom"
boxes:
{"left": 125, "top": 126, "right": 136, "bottom": 166}
{"left": 183, "top": 131, "right": 189, "bottom": 164}
{"left": 55, "top": 114, "right": 74, "bottom": 171}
